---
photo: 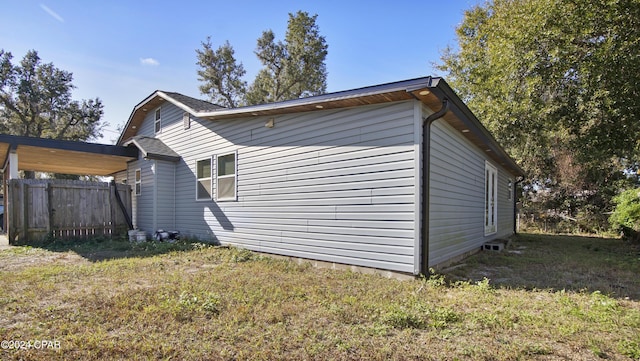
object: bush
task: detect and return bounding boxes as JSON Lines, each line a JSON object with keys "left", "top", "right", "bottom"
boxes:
{"left": 609, "top": 188, "right": 640, "bottom": 242}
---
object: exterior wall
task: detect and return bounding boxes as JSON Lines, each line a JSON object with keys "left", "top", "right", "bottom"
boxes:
{"left": 154, "top": 160, "right": 176, "bottom": 230}
{"left": 128, "top": 158, "right": 154, "bottom": 233}
{"left": 428, "top": 116, "right": 514, "bottom": 267}
{"left": 113, "top": 170, "right": 127, "bottom": 184}
{"left": 129, "top": 106, "right": 178, "bottom": 234}
{"left": 134, "top": 100, "right": 419, "bottom": 273}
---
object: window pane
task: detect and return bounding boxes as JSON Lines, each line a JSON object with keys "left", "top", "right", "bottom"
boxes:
{"left": 197, "top": 159, "right": 211, "bottom": 179}
{"left": 197, "top": 179, "right": 212, "bottom": 199}
{"left": 218, "top": 177, "right": 235, "bottom": 199}
{"left": 155, "top": 108, "right": 161, "bottom": 120}
{"left": 218, "top": 154, "right": 235, "bottom": 176}
{"left": 183, "top": 112, "right": 190, "bottom": 129}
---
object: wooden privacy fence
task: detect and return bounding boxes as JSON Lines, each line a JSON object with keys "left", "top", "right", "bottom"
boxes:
{"left": 7, "top": 179, "right": 132, "bottom": 243}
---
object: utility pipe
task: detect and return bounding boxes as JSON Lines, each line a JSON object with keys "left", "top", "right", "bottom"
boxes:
{"left": 420, "top": 98, "right": 449, "bottom": 275}
{"left": 514, "top": 175, "right": 525, "bottom": 234}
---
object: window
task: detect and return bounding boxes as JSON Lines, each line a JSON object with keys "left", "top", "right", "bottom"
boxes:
{"left": 507, "top": 178, "right": 513, "bottom": 201}
{"left": 183, "top": 112, "right": 190, "bottom": 130}
{"left": 154, "top": 107, "right": 161, "bottom": 133}
{"left": 196, "top": 158, "right": 212, "bottom": 200}
{"left": 217, "top": 152, "right": 236, "bottom": 200}
{"left": 135, "top": 169, "right": 141, "bottom": 196}
{"left": 484, "top": 161, "right": 498, "bottom": 235}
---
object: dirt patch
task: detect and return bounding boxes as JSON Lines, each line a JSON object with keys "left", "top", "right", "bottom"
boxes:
{"left": 0, "top": 247, "right": 89, "bottom": 272}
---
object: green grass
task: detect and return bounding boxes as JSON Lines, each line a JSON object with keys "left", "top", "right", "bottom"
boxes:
{"left": 0, "top": 234, "right": 639, "bottom": 360}
{"left": 443, "top": 233, "right": 640, "bottom": 299}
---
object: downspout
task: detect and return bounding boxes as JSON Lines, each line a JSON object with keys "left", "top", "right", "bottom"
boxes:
{"left": 514, "top": 175, "right": 525, "bottom": 235}
{"left": 421, "top": 98, "right": 449, "bottom": 276}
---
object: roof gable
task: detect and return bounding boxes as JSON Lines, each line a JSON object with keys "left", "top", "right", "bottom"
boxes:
{"left": 117, "top": 91, "right": 223, "bottom": 143}
{"left": 123, "top": 135, "right": 180, "bottom": 162}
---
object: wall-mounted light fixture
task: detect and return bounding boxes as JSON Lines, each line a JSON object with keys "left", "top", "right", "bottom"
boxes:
{"left": 265, "top": 118, "right": 275, "bottom": 128}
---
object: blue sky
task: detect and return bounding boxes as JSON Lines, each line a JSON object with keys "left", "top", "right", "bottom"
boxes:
{"left": 0, "top": 1, "right": 479, "bottom": 144}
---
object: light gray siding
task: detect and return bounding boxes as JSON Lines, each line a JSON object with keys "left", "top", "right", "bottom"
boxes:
{"left": 113, "top": 170, "right": 127, "bottom": 184}
{"left": 129, "top": 106, "right": 179, "bottom": 234}
{"left": 126, "top": 96, "right": 517, "bottom": 273}
{"left": 154, "top": 160, "right": 176, "bottom": 230}
{"left": 428, "top": 116, "right": 514, "bottom": 266}
{"left": 129, "top": 159, "right": 154, "bottom": 234}
{"left": 138, "top": 100, "right": 419, "bottom": 273}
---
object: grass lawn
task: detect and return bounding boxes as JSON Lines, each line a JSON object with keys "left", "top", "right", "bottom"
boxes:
{"left": 0, "top": 234, "right": 639, "bottom": 360}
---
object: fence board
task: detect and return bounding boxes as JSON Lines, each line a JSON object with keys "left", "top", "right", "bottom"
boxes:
{"left": 7, "top": 179, "right": 132, "bottom": 243}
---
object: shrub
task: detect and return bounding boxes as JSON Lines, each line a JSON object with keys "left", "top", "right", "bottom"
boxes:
{"left": 609, "top": 188, "right": 640, "bottom": 242}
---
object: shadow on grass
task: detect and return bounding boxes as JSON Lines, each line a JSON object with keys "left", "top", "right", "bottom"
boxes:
{"left": 441, "top": 233, "right": 640, "bottom": 300}
{"left": 12, "top": 236, "right": 219, "bottom": 262}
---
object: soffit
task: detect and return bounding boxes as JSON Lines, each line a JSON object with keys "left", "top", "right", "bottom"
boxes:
{"left": 0, "top": 135, "right": 138, "bottom": 176}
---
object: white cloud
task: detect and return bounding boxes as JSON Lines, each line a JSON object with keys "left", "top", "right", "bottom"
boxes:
{"left": 40, "top": 4, "right": 64, "bottom": 23}
{"left": 140, "top": 57, "right": 160, "bottom": 66}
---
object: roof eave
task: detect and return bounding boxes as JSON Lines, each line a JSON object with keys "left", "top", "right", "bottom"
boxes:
{"left": 195, "top": 77, "right": 436, "bottom": 120}
{"left": 426, "top": 79, "right": 525, "bottom": 177}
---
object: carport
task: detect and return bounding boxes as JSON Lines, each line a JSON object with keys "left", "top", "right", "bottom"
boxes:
{"left": 0, "top": 134, "right": 139, "bottom": 241}
{"left": 0, "top": 134, "right": 138, "bottom": 177}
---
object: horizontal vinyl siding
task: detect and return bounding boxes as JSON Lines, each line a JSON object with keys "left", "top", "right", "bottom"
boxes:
{"left": 113, "top": 170, "right": 127, "bottom": 183}
{"left": 150, "top": 101, "right": 418, "bottom": 273}
{"left": 155, "top": 160, "right": 175, "bottom": 230}
{"left": 128, "top": 159, "right": 154, "bottom": 235}
{"left": 428, "top": 116, "right": 514, "bottom": 266}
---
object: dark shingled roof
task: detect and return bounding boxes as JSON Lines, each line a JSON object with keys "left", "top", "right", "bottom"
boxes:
{"left": 124, "top": 135, "right": 180, "bottom": 162}
{"left": 162, "top": 92, "right": 224, "bottom": 112}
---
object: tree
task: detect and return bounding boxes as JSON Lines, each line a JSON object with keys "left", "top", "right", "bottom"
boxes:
{"left": 609, "top": 188, "right": 640, "bottom": 242}
{"left": 245, "top": 11, "right": 328, "bottom": 105}
{"left": 0, "top": 49, "right": 104, "bottom": 141}
{"left": 196, "top": 38, "right": 247, "bottom": 108}
{"left": 196, "top": 11, "right": 328, "bottom": 107}
{"left": 0, "top": 49, "right": 105, "bottom": 178}
{"left": 437, "top": 0, "right": 640, "bottom": 230}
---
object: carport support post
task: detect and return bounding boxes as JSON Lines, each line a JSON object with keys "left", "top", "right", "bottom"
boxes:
{"left": 8, "top": 150, "right": 18, "bottom": 180}
{"left": 5, "top": 150, "right": 19, "bottom": 242}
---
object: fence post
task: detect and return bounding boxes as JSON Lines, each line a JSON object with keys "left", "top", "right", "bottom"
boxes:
{"left": 22, "top": 182, "right": 28, "bottom": 241}
{"left": 109, "top": 182, "right": 116, "bottom": 237}
{"left": 7, "top": 180, "right": 17, "bottom": 243}
{"left": 46, "top": 182, "right": 53, "bottom": 237}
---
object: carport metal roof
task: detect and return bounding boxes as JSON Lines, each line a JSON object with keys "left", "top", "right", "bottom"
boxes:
{"left": 0, "top": 134, "right": 138, "bottom": 176}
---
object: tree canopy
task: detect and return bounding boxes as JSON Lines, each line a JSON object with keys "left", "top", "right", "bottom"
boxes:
{"left": 0, "top": 49, "right": 104, "bottom": 142}
{"left": 196, "top": 38, "right": 247, "bottom": 108}
{"left": 437, "top": 0, "right": 640, "bottom": 229}
{"left": 196, "top": 11, "right": 328, "bottom": 107}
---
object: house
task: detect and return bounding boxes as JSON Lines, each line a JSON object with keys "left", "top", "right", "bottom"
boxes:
{"left": 115, "top": 76, "right": 524, "bottom": 276}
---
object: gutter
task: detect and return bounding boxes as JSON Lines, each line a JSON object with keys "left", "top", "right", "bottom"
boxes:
{"left": 420, "top": 97, "right": 450, "bottom": 276}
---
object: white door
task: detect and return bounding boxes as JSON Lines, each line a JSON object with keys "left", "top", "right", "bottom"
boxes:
{"left": 485, "top": 161, "right": 498, "bottom": 235}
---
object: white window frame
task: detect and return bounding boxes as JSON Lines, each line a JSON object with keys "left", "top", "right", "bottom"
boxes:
{"left": 134, "top": 169, "right": 141, "bottom": 196}
{"left": 484, "top": 161, "right": 498, "bottom": 235}
{"left": 507, "top": 178, "right": 513, "bottom": 201}
{"left": 196, "top": 157, "right": 213, "bottom": 201}
{"left": 216, "top": 151, "right": 237, "bottom": 201}
{"left": 154, "top": 107, "right": 162, "bottom": 134}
